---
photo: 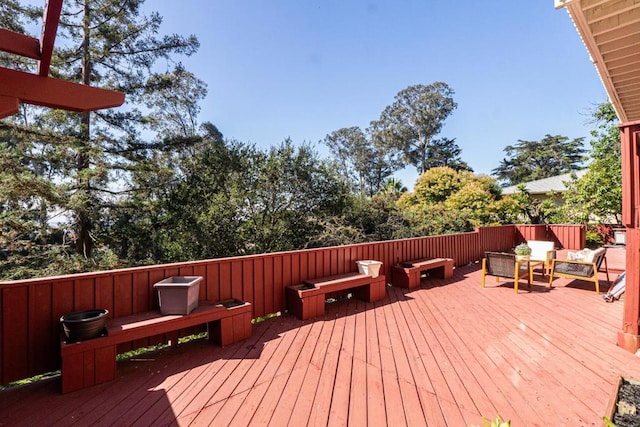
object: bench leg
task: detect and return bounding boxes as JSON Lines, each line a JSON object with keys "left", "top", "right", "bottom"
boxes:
{"left": 391, "top": 268, "right": 411, "bottom": 288}
{"left": 209, "top": 311, "right": 253, "bottom": 346}
{"left": 443, "top": 262, "right": 454, "bottom": 279}
{"left": 61, "top": 344, "right": 116, "bottom": 394}
{"left": 352, "top": 279, "right": 386, "bottom": 303}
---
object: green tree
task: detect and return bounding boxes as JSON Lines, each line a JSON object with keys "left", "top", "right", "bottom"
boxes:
{"left": 144, "top": 65, "right": 208, "bottom": 139}
{"left": 398, "top": 166, "right": 507, "bottom": 231}
{"left": 310, "top": 193, "right": 413, "bottom": 246}
{"left": 375, "top": 82, "right": 458, "bottom": 174}
{"left": 413, "top": 166, "right": 469, "bottom": 203}
{"left": 563, "top": 102, "right": 622, "bottom": 223}
{"left": 423, "top": 137, "right": 472, "bottom": 172}
{"left": 16, "top": 0, "right": 200, "bottom": 259}
{"left": 508, "top": 185, "right": 565, "bottom": 224}
{"left": 492, "top": 134, "right": 586, "bottom": 185}
{"left": 124, "top": 137, "right": 352, "bottom": 263}
{"left": 323, "top": 126, "right": 402, "bottom": 196}
{"left": 377, "top": 177, "right": 407, "bottom": 197}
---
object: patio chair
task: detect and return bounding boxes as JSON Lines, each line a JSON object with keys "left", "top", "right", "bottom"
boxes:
{"left": 481, "top": 252, "right": 530, "bottom": 293}
{"left": 527, "top": 240, "right": 556, "bottom": 276}
{"left": 548, "top": 247, "right": 610, "bottom": 294}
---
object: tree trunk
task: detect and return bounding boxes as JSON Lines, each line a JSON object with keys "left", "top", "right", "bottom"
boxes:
{"left": 75, "top": 0, "right": 93, "bottom": 258}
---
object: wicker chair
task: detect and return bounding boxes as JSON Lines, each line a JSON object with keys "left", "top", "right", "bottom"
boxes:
{"left": 548, "top": 247, "right": 610, "bottom": 294}
{"left": 481, "top": 252, "right": 531, "bottom": 294}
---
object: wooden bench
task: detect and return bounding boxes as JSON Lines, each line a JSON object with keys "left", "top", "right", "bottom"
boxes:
{"left": 286, "top": 272, "right": 386, "bottom": 320}
{"left": 60, "top": 300, "right": 252, "bottom": 394}
{"left": 391, "top": 258, "right": 454, "bottom": 290}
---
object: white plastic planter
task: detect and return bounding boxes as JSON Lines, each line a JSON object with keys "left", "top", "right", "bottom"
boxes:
{"left": 153, "top": 276, "right": 203, "bottom": 315}
{"left": 356, "top": 260, "right": 383, "bottom": 278}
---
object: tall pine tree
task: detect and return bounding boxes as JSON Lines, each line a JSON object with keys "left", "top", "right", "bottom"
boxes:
{"left": 3, "top": 0, "right": 200, "bottom": 260}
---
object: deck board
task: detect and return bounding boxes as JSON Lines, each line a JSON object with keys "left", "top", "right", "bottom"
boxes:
{"left": 2, "top": 262, "right": 640, "bottom": 426}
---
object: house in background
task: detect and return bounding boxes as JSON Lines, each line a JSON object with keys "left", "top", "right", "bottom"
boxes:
{"left": 501, "top": 169, "right": 588, "bottom": 203}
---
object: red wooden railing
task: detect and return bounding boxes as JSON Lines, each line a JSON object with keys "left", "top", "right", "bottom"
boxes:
{"left": 515, "top": 224, "right": 586, "bottom": 249}
{"left": 0, "top": 224, "right": 584, "bottom": 386}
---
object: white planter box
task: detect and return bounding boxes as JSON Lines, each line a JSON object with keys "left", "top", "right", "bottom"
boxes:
{"left": 356, "top": 260, "right": 383, "bottom": 278}
{"left": 154, "top": 276, "right": 203, "bottom": 315}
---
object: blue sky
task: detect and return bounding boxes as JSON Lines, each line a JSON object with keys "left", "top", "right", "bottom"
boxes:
{"left": 148, "top": 1, "right": 607, "bottom": 188}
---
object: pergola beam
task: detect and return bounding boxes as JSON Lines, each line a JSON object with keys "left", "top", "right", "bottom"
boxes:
{"left": 0, "top": 95, "right": 20, "bottom": 118}
{"left": 0, "top": 29, "right": 40, "bottom": 60}
{"left": 0, "top": 68, "right": 125, "bottom": 116}
{"left": 38, "top": 0, "right": 63, "bottom": 76}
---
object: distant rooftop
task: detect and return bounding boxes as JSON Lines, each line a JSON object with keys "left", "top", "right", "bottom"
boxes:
{"left": 501, "top": 169, "right": 587, "bottom": 195}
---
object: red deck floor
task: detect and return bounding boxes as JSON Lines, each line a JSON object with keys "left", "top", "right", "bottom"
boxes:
{"left": 0, "top": 257, "right": 637, "bottom": 426}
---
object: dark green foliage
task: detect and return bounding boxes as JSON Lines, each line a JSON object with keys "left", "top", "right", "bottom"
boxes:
{"left": 25, "top": 0, "right": 200, "bottom": 258}
{"left": 323, "top": 126, "right": 403, "bottom": 196}
{"left": 508, "top": 185, "right": 565, "bottom": 224}
{"left": 399, "top": 167, "right": 509, "bottom": 232}
{"left": 563, "top": 102, "right": 621, "bottom": 224}
{"left": 492, "top": 134, "right": 586, "bottom": 186}
{"left": 376, "top": 82, "right": 458, "bottom": 174}
{"left": 423, "top": 137, "right": 473, "bottom": 172}
{"left": 109, "top": 136, "right": 353, "bottom": 264}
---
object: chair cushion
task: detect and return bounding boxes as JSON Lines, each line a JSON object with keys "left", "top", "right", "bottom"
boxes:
{"left": 568, "top": 249, "right": 589, "bottom": 261}
{"left": 586, "top": 247, "right": 605, "bottom": 263}
{"left": 528, "top": 240, "right": 554, "bottom": 261}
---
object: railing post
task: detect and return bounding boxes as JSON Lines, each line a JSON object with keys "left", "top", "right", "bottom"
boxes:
{"left": 617, "top": 122, "right": 640, "bottom": 352}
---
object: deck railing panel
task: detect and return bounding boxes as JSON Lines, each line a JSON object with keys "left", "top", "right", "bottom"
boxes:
{"left": 478, "top": 225, "right": 515, "bottom": 254}
{"left": 32, "top": 283, "right": 54, "bottom": 375}
{"left": 514, "top": 224, "right": 586, "bottom": 249}
{"left": 3, "top": 286, "right": 29, "bottom": 384}
{"left": 515, "top": 224, "right": 547, "bottom": 242}
{"left": 548, "top": 224, "right": 586, "bottom": 249}
{"left": 0, "top": 224, "right": 588, "bottom": 385}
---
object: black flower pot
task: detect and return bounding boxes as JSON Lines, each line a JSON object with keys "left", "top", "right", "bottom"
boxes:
{"left": 60, "top": 309, "right": 109, "bottom": 343}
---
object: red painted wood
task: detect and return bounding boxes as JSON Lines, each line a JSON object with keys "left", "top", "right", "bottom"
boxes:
{"left": 242, "top": 259, "right": 254, "bottom": 309}
{"left": 38, "top": 0, "right": 63, "bottom": 76}
{"left": 0, "top": 95, "right": 19, "bottom": 118}
{"left": 31, "top": 283, "right": 54, "bottom": 374}
{"left": 0, "top": 29, "right": 40, "bottom": 59}
{"left": 219, "top": 262, "right": 231, "bottom": 301}
{"left": 0, "top": 225, "right": 591, "bottom": 385}
{"left": 619, "top": 123, "right": 640, "bottom": 352}
{"left": 205, "top": 263, "right": 220, "bottom": 302}
{"left": 230, "top": 260, "right": 242, "bottom": 300}
{"left": 95, "top": 276, "right": 114, "bottom": 317}
{"left": 619, "top": 228, "right": 640, "bottom": 351}
{"left": 114, "top": 273, "right": 133, "bottom": 318}
{"left": 6, "top": 265, "right": 640, "bottom": 424}
{"left": 274, "top": 255, "right": 283, "bottom": 312}
{"left": 253, "top": 258, "right": 265, "bottom": 318}
{"left": 0, "top": 68, "right": 125, "bottom": 113}
{"left": 2, "top": 287, "right": 29, "bottom": 383}
{"left": 621, "top": 125, "right": 640, "bottom": 227}
{"left": 74, "top": 278, "right": 94, "bottom": 311}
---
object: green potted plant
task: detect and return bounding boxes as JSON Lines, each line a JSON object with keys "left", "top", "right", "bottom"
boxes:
{"left": 514, "top": 243, "right": 532, "bottom": 262}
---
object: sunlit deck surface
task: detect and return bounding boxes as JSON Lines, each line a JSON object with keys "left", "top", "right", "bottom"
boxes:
{"left": 1, "top": 249, "right": 636, "bottom": 426}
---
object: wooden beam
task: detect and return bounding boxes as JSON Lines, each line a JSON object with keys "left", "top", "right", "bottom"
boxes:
{"left": 38, "top": 0, "right": 64, "bottom": 76}
{"left": 590, "top": 7, "right": 640, "bottom": 37}
{"left": 0, "top": 67, "right": 124, "bottom": 113}
{"left": 0, "top": 29, "right": 40, "bottom": 60}
{"left": 0, "top": 95, "right": 20, "bottom": 118}
{"left": 586, "top": 0, "right": 639, "bottom": 24}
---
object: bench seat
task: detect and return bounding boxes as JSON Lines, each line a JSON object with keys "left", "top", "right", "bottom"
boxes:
{"left": 286, "top": 272, "right": 386, "bottom": 320}
{"left": 391, "top": 258, "right": 454, "bottom": 290}
{"left": 60, "top": 300, "right": 252, "bottom": 394}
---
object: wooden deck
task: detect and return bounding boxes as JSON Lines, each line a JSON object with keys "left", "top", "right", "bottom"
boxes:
{"left": 1, "top": 260, "right": 638, "bottom": 426}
